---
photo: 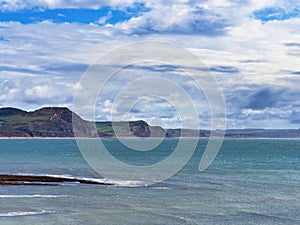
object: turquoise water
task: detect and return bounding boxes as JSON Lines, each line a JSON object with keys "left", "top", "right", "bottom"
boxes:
{"left": 0, "top": 138, "right": 299, "bottom": 224}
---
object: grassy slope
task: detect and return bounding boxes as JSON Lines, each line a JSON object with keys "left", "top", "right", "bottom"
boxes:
{"left": 95, "top": 120, "right": 149, "bottom": 137}
{"left": 3, "top": 115, "right": 49, "bottom": 126}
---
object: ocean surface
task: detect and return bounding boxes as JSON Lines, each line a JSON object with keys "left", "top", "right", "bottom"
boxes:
{"left": 0, "top": 138, "right": 299, "bottom": 224}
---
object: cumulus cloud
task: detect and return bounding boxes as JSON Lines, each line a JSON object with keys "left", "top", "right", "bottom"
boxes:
{"left": 0, "top": 77, "right": 77, "bottom": 109}
{"left": 0, "top": 0, "right": 300, "bottom": 128}
{"left": 114, "top": 4, "right": 230, "bottom": 35}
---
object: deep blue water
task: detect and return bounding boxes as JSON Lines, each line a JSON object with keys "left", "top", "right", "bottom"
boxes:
{"left": 0, "top": 138, "right": 299, "bottom": 224}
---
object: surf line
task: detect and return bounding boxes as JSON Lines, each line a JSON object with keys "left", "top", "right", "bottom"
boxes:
{"left": 0, "top": 174, "right": 112, "bottom": 186}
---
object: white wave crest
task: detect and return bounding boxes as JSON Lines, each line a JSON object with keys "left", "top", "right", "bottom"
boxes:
{"left": 0, "top": 210, "right": 54, "bottom": 217}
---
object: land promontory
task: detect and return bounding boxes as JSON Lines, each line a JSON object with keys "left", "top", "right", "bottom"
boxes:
{"left": 1, "top": 107, "right": 300, "bottom": 138}
{"left": 0, "top": 107, "right": 165, "bottom": 138}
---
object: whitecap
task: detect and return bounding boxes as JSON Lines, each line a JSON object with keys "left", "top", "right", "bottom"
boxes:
{"left": 150, "top": 187, "right": 172, "bottom": 190}
{"left": 0, "top": 210, "right": 54, "bottom": 217}
{"left": 85, "top": 178, "right": 151, "bottom": 187}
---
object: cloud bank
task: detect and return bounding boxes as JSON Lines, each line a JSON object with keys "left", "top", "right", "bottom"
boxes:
{"left": 0, "top": 0, "right": 300, "bottom": 128}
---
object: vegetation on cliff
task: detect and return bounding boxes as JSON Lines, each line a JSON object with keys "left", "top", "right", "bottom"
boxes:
{"left": 0, "top": 107, "right": 157, "bottom": 137}
{"left": 1, "top": 107, "right": 300, "bottom": 138}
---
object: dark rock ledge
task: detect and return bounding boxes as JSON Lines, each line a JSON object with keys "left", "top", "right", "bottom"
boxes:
{"left": 0, "top": 174, "right": 112, "bottom": 186}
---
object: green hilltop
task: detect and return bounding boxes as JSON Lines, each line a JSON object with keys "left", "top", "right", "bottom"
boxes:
{"left": 0, "top": 107, "right": 164, "bottom": 138}
{"left": 0, "top": 107, "right": 300, "bottom": 138}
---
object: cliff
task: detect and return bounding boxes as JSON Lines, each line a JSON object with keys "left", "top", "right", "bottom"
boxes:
{"left": 1, "top": 107, "right": 300, "bottom": 138}
{"left": 0, "top": 107, "right": 155, "bottom": 138}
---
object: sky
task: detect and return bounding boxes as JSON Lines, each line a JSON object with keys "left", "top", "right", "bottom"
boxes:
{"left": 0, "top": 0, "right": 300, "bottom": 129}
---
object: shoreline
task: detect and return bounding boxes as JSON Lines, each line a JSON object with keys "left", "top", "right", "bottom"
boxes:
{"left": 1, "top": 136, "right": 300, "bottom": 139}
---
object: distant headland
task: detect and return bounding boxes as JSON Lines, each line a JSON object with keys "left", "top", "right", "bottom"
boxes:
{"left": 0, "top": 107, "right": 300, "bottom": 138}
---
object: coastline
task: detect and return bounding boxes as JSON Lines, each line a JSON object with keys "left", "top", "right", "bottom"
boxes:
{"left": 1, "top": 136, "right": 300, "bottom": 139}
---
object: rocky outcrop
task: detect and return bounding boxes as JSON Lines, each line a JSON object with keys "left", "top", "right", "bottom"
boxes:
{"left": 0, "top": 174, "right": 112, "bottom": 186}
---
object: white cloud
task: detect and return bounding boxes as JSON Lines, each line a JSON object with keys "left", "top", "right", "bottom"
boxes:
{"left": 1, "top": 0, "right": 300, "bottom": 128}
{"left": 98, "top": 11, "right": 113, "bottom": 25}
{"left": 113, "top": 1, "right": 236, "bottom": 35}
{"left": 0, "top": 0, "right": 141, "bottom": 10}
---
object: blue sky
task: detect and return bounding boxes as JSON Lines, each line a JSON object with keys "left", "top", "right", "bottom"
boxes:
{"left": 0, "top": 3, "right": 149, "bottom": 24}
{"left": 0, "top": 0, "right": 300, "bottom": 129}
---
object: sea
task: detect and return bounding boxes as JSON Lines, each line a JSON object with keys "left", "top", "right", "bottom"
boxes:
{"left": 0, "top": 138, "right": 299, "bottom": 225}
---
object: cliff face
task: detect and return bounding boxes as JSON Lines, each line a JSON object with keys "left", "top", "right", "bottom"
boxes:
{"left": 0, "top": 107, "right": 78, "bottom": 137}
{"left": 28, "top": 107, "right": 78, "bottom": 137}
{"left": 1, "top": 107, "right": 300, "bottom": 138}
{"left": 0, "top": 107, "right": 156, "bottom": 138}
